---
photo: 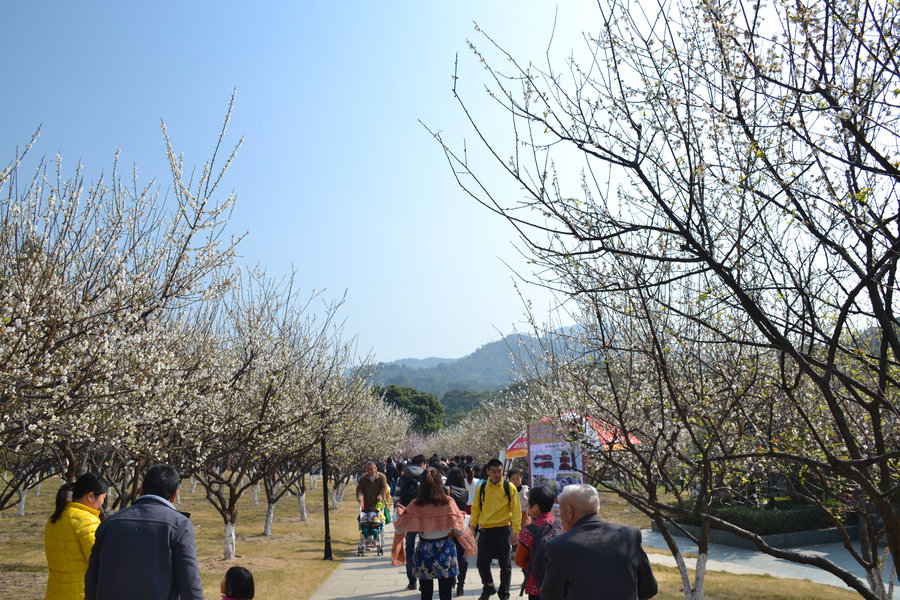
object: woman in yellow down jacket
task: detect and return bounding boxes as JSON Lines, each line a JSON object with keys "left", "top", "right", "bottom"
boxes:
{"left": 44, "top": 472, "right": 109, "bottom": 600}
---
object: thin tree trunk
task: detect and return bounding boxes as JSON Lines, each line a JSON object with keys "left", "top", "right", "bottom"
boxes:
{"left": 263, "top": 502, "right": 276, "bottom": 536}
{"left": 253, "top": 482, "right": 259, "bottom": 506}
{"left": 859, "top": 514, "right": 890, "bottom": 600}
{"left": 329, "top": 482, "right": 347, "bottom": 509}
{"left": 298, "top": 489, "right": 307, "bottom": 521}
{"left": 190, "top": 478, "right": 198, "bottom": 493}
{"left": 224, "top": 521, "right": 236, "bottom": 560}
{"left": 35, "top": 480, "right": 41, "bottom": 497}
{"left": 16, "top": 488, "right": 26, "bottom": 516}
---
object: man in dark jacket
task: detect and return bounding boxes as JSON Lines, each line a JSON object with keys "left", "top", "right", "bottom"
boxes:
{"left": 386, "top": 458, "right": 400, "bottom": 496}
{"left": 541, "top": 484, "right": 657, "bottom": 600}
{"left": 85, "top": 464, "right": 204, "bottom": 600}
{"left": 396, "top": 454, "right": 427, "bottom": 590}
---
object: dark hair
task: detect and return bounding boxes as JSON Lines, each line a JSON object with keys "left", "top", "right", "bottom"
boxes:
{"left": 528, "top": 485, "right": 556, "bottom": 514}
{"left": 223, "top": 566, "right": 254, "bottom": 599}
{"left": 416, "top": 468, "right": 450, "bottom": 506}
{"left": 411, "top": 454, "right": 426, "bottom": 466}
{"left": 51, "top": 472, "right": 109, "bottom": 523}
{"left": 141, "top": 464, "right": 180, "bottom": 499}
{"left": 486, "top": 458, "right": 503, "bottom": 469}
{"left": 507, "top": 468, "right": 521, "bottom": 478}
{"left": 464, "top": 464, "right": 476, "bottom": 483}
{"left": 446, "top": 467, "right": 465, "bottom": 488}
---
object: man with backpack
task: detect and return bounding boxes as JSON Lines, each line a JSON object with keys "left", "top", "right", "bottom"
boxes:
{"left": 514, "top": 486, "right": 560, "bottom": 600}
{"left": 395, "top": 454, "right": 427, "bottom": 590}
{"left": 470, "top": 458, "right": 522, "bottom": 600}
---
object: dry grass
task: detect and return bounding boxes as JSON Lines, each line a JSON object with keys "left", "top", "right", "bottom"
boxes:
{"left": 651, "top": 565, "right": 859, "bottom": 600}
{"left": 0, "top": 479, "right": 359, "bottom": 600}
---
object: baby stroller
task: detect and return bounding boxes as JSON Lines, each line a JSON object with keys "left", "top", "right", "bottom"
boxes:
{"left": 357, "top": 503, "right": 384, "bottom": 556}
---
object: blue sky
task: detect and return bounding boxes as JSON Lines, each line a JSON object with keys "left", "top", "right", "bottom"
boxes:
{"left": 2, "top": 2, "right": 592, "bottom": 362}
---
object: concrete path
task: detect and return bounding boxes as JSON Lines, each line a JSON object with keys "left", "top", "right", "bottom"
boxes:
{"left": 309, "top": 521, "right": 896, "bottom": 600}
{"left": 309, "top": 521, "right": 523, "bottom": 600}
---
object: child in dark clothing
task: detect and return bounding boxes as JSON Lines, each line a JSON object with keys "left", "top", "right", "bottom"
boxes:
{"left": 221, "top": 566, "right": 254, "bottom": 600}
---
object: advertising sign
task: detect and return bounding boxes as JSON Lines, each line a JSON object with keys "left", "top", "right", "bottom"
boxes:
{"left": 527, "top": 420, "right": 583, "bottom": 496}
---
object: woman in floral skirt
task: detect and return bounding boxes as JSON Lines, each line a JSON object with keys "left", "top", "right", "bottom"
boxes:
{"left": 394, "top": 468, "right": 476, "bottom": 600}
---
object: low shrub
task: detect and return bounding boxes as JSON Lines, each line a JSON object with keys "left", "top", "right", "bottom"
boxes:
{"left": 677, "top": 500, "right": 846, "bottom": 535}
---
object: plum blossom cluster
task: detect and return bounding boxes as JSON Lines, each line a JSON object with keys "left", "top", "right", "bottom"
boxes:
{"left": 0, "top": 105, "right": 411, "bottom": 562}
{"left": 435, "top": 1, "right": 900, "bottom": 599}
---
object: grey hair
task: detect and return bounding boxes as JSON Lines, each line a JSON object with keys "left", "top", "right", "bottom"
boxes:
{"left": 365, "top": 461, "right": 377, "bottom": 468}
{"left": 558, "top": 484, "right": 600, "bottom": 516}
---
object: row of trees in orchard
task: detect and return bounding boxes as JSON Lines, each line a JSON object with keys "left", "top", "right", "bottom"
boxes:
{"left": 0, "top": 100, "right": 412, "bottom": 559}
{"left": 431, "top": 0, "right": 899, "bottom": 599}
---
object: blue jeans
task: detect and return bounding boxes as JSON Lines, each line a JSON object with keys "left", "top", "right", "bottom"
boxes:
{"left": 406, "top": 531, "right": 418, "bottom": 583}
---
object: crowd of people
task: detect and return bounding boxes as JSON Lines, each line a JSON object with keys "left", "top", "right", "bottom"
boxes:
{"left": 42, "top": 456, "right": 656, "bottom": 600}
{"left": 367, "top": 454, "right": 657, "bottom": 600}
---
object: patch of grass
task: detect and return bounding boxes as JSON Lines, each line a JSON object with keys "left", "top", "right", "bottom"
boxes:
{"left": 3, "top": 565, "right": 46, "bottom": 573}
{"left": 597, "top": 489, "right": 652, "bottom": 528}
{"left": 652, "top": 565, "right": 859, "bottom": 600}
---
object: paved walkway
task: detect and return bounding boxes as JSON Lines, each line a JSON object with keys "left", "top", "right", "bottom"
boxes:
{"left": 309, "top": 522, "right": 523, "bottom": 600}
{"left": 310, "top": 522, "right": 896, "bottom": 600}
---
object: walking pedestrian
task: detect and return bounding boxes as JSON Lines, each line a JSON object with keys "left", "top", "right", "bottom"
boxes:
{"left": 44, "top": 472, "right": 109, "bottom": 600}
{"left": 394, "top": 468, "right": 475, "bottom": 600}
{"left": 470, "top": 458, "right": 521, "bottom": 600}
{"left": 445, "top": 467, "right": 471, "bottom": 596}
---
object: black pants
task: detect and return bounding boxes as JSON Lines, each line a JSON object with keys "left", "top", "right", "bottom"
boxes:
{"left": 452, "top": 537, "right": 469, "bottom": 585}
{"left": 419, "top": 577, "right": 453, "bottom": 600}
{"left": 476, "top": 525, "right": 511, "bottom": 597}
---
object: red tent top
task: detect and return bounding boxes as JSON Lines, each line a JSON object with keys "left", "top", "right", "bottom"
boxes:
{"left": 505, "top": 413, "right": 640, "bottom": 456}
{"left": 506, "top": 430, "right": 528, "bottom": 458}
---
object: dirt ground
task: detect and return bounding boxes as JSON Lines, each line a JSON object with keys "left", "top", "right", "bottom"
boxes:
{"left": 0, "top": 572, "right": 45, "bottom": 600}
{"left": 197, "top": 555, "right": 286, "bottom": 573}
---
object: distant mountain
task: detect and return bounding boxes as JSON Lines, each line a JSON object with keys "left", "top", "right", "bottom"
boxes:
{"left": 389, "top": 357, "right": 456, "bottom": 369}
{"left": 371, "top": 334, "right": 544, "bottom": 399}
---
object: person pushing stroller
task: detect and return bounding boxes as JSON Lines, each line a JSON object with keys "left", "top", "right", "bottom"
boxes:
{"left": 357, "top": 460, "right": 391, "bottom": 511}
{"left": 357, "top": 460, "right": 391, "bottom": 551}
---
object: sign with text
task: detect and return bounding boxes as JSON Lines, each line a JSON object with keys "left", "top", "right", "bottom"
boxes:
{"left": 527, "top": 420, "right": 583, "bottom": 497}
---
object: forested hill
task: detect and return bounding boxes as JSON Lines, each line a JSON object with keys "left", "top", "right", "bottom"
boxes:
{"left": 371, "top": 334, "right": 542, "bottom": 398}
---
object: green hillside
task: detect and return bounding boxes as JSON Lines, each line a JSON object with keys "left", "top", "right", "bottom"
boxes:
{"left": 371, "top": 334, "right": 539, "bottom": 398}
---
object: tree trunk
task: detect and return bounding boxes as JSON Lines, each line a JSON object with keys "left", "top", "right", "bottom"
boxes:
{"left": 329, "top": 482, "right": 346, "bottom": 509}
{"left": 298, "top": 489, "right": 307, "bottom": 521}
{"left": 859, "top": 513, "right": 890, "bottom": 600}
{"left": 253, "top": 482, "right": 259, "bottom": 506}
{"left": 35, "top": 480, "right": 41, "bottom": 497}
{"left": 263, "top": 502, "right": 276, "bottom": 536}
{"left": 16, "top": 488, "right": 26, "bottom": 516}
{"left": 190, "top": 478, "right": 198, "bottom": 493}
{"left": 223, "top": 521, "right": 236, "bottom": 560}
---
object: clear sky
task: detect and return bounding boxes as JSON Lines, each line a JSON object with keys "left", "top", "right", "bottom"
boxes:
{"left": 2, "top": 2, "right": 592, "bottom": 362}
